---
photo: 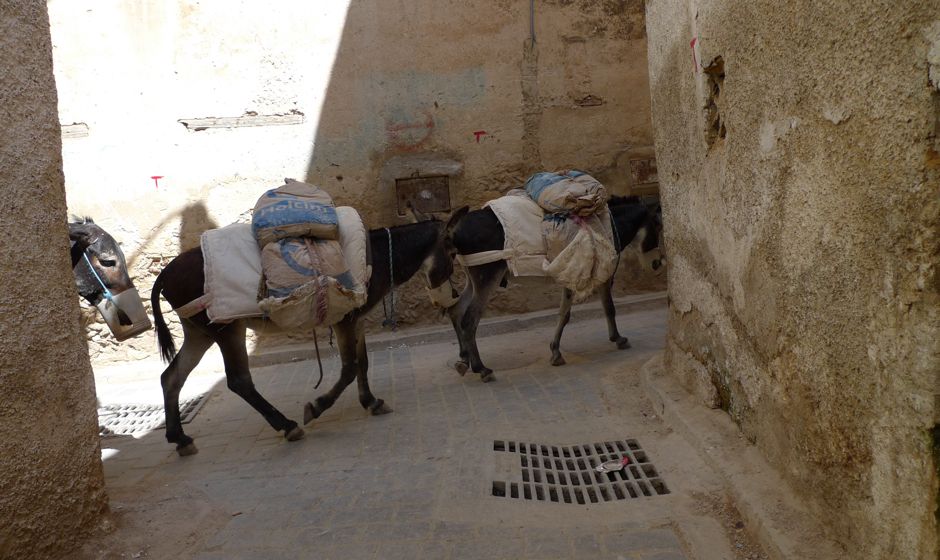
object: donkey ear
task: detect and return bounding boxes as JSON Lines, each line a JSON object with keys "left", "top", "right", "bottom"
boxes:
{"left": 404, "top": 201, "right": 431, "bottom": 223}
{"left": 68, "top": 223, "right": 94, "bottom": 244}
{"left": 443, "top": 206, "right": 470, "bottom": 237}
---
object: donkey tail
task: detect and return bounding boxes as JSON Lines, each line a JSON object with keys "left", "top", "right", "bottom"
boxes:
{"left": 151, "top": 271, "right": 177, "bottom": 363}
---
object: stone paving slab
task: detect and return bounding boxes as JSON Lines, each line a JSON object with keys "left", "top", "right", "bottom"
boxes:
{"left": 88, "top": 306, "right": 754, "bottom": 560}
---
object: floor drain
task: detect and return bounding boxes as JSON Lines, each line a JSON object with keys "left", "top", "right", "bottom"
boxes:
{"left": 98, "top": 395, "right": 208, "bottom": 437}
{"left": 491, "top": 438, "right": 670, "bottom": 503}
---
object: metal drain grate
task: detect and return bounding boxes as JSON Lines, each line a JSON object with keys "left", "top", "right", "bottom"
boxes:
{"left": 98, "top": 395, "right": 207, "bottom": 437}
{"left": 491, "top": 439, "right": 670, "bottom": 503}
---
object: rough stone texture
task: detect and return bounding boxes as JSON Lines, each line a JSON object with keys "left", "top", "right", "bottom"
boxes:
{"left": 0, "top": 1, "right": 108, "bottom": 557}
{"left": 47, "top": 0, "right": 663, "bottom": 366}
{"left": 645, "top": 0, "right": 940, "bottom": 557}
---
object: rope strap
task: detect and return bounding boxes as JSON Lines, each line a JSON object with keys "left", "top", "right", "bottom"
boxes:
{"left": 82, "top": 252, "right": 116, "bottom": 304}
{"left": 382, "top": 228, "right": 397, "bottom": 330}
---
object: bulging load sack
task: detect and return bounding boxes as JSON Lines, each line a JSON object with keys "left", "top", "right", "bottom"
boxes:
{"left": 252, "top": 178, "right": 339, "bottom": 246}
{"left": 256, "top": 207, "right": 369, "bottom": 331}
{"left": 525, "top": 170, "right": 608, "bottom": 217}
{"left": 541, "top": 213, "right": 617, "bottom": 302}
{"left": 258, "top": 238, "right": 366, "bottom": 330}
{"left": 260, "top": 237, "right": 351, "bottom": 298}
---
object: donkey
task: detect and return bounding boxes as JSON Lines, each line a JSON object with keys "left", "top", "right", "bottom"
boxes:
{"left": 150, "top": 207, "right": 468, "bottom": 456}
{"left": 69, "top": 218, "right": 135, "bottom": 326}
{"left": 446, "top": 196, "right": 663, "bottom": 382}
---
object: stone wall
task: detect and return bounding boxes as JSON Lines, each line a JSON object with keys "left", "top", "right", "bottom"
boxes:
{"left": 646, "top": 0, "right": 940, "bottom": 557}
{"left": 48, "top": 0, "right": 663, "bottom": 365}
{"left": 0, "top": 1, "right": 108, "bottom": 557}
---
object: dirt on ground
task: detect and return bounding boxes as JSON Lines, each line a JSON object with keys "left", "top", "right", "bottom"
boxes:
{"left": 692, "top": 491, "right": 768, "bottom": 560}
{"left": 71, "top": 485, "right": 227, "bottom": 560}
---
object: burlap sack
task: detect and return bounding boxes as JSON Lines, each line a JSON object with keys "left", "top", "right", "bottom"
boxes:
{"left": 260, "top": 237, "right": 352, "bottom": 298}
{"left": 252, "top": 178, "right": 338, "bottom": 246}
{"left": 525, "top": 170, "right": 608, "bottom": 217}
{"left": 258, "top": 237, "right": 365, "bottom": 330}
{"left": 541, "top": 213, "right": 617, "bottom": 302}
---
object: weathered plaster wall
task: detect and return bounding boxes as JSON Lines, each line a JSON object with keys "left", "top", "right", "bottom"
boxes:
{"left": 646, "top": 0, "right": 940, "bottom": 557}
{"left": 48, "top": 0, "right": 661, "bottom": 365}
{"left": 0, "top": 1, "right": 108, "bottom": 557}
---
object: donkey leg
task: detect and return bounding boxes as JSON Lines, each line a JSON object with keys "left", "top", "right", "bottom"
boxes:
{"left": 161, "top": 321, "right": 213, "bottom": 456}
{"left": 217, "top": 323, "right": 303, "bottom": 441}
{"left": 303, "top": 319, "right": 360, "bottom": 423}
{"left": 460, "top": 262, "right": 505, "bottom": 382}
{"left": 353, "top": 323, "right": 392, "bottom": 415}
{"left": 600, "top": 281, "right": 630, "bottom": 349}
{"left": 550, "top": 289, "right": 574, "bottom": 366}
{"left": 448, "top": 280, "right": 475, "bottom": 375}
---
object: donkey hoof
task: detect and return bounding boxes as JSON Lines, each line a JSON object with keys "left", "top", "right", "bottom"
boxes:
{"left": 550, "top": 354, "right": 566, "bottom": 366}
{"left": 454, "top": 361, "right": 469, "bottom": 376}
{"left": 370, "top": 400, "right": 393, "bottom": 415}
{"left": 616, "top": 337, "right": 631, "bottom": 350}
{"left": 285, "top": 426, "right": 305, "bottom": 441}
{"left": 481, "top": 370, "right": 497, "bottom": 383}
{"left": 176, "top": 442, "right": 199, "bottom": 457}
{"left": 303, "top": 402, "right": 318, "bottom": 425}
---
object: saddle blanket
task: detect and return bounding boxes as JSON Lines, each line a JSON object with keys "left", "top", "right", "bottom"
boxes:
{"left": 174, "top": 207, "right": 370, "bottom": 325}
{"left": 456, "top": 190, "right": 546, "bottom": 277}
{"left": 456, "top": 190, "right": 617, "bottom": 302}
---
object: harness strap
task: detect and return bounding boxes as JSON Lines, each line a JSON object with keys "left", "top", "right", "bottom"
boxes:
{"left": 608, "top": 207, "right": 622, "bottom": 279}
{"left": 312, "top": 328, "right": 324, "bottom": 390}
{"left": 382, "top": 227, "right": 397, "bottom": 330}
{"left": 82, "top": 252, "right": 116, "bottom": 304}
{"left": 456, "top": 249, "right": 514, "bottom": 268}
{"left": 174, "top": 294, "right": 212, "bottom": 319}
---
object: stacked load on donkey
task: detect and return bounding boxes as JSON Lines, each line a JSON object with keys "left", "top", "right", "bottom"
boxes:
{"left": 251, "top": 179, "right": 367, "bottom": 330}
{"left": 525, "top": 170, "right": 618, "bottom": 302}
{"left": 252, "top": 178, "right": 339, "bottom": 244}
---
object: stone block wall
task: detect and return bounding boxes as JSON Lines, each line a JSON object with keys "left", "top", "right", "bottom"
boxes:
{"left": 645, "top": 0, "right": 940, "bottom": 556}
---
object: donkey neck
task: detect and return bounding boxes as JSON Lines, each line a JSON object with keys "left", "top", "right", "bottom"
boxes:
{"left": 611, "top": 203, "right": 650, "bottom": 250}
{"left": 370, "top": 221, "right": 440, "bottom": 287}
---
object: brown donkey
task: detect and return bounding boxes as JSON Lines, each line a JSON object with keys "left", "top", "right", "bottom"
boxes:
{"left": 151, "top": 208, "right": 467, "bottom": 456}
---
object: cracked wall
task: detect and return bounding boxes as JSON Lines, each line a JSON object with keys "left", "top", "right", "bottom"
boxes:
{"left": 646, "top": 0, "right": 940, "bottom": 557}
{"left": 0, "top": 1, "right": 108, "bottom": 557}
{"left": 47, "top": 0, "right": 661, "bottom": 365}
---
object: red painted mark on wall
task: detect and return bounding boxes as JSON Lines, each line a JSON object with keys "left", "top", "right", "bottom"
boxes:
{"left": 473, "top": 130, "right": 487, "bottom": 143}
{"left": 385, "top": 111, "right": 435, "bottom": 152}
{"left": 690, "top": 37, "right": 698, "bottom": 73}
{"left": 151, "top": 175, "right": 164, "bottom": 188}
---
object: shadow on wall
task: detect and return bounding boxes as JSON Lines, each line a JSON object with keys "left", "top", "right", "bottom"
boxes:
{"left": 125, "top": 201, "right": 219, "bottom": 271}
{"left": 178, "top": 201, "right": 219, "bottom": 253}
{"left": 303, "top": 0, "right": 523, "bottom": 226}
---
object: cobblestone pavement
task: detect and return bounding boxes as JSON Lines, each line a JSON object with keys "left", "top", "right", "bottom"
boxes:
{"left": 93, "top": 306, "right": 741, "bottom": 560}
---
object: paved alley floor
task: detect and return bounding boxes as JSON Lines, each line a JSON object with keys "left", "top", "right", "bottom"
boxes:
{"left": 81, "top": 306, "right": 761, "bottom": 560}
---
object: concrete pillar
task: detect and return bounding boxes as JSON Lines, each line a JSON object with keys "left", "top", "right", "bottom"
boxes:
{"left": 0, "top": 1, "right": 108, "bottom": 557}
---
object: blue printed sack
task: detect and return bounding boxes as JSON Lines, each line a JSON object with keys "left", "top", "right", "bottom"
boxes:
{"left": 252, "top": 178, "right": 338, "bottom": 246}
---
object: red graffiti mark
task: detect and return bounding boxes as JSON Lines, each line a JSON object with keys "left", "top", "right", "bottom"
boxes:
{"left": 690, "top": 37, "right": 698, "bottom": 73}
{"left": 151, "top": 175, "right": 164, "bottom": 188}
{"left": 473, "top": 130, "right": 487, "bottom": 142}
{"left": 385, "top": 111, "right": 434, "bottom": 152}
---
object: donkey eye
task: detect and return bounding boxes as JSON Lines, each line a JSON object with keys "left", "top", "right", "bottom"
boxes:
{"left": 99, "top": 258, "right": 117, "bottom": 267}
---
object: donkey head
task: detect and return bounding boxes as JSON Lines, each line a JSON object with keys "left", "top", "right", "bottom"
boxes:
{"left": 69, "top": 218, "right": 135, "bottom": 323}
{"left": 405, "top": 203, "right": 469, "bottom": 308}
{"left": 609, "top": 196, "right": 666, "bottom": 273}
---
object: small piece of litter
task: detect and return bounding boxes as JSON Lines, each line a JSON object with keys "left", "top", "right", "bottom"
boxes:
{"left": 594, "top": 456, "right": 631, "bottom": 473}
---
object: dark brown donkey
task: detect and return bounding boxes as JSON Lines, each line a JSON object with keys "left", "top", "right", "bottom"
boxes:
{"left": 151, "top": 208, "right": 467, "bottom": 456}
